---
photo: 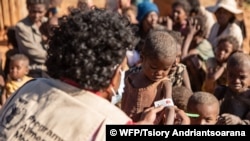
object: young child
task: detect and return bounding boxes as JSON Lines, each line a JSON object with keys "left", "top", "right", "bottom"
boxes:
{"left": 202, "top": 36, "right": 240, "bottom": 93}
{"left": 215, "top": 52, "right": 250, "bottom": 125}
{"left": 126, "top": 29, "right": 192, "bottom": 91}
{"left": 181, "top": 15, "right": 214, "bottom": 92}
{"left": 171, "top": 0, "right": 191, "bottom": 38}
{"left": 181, "top": 15, "right": 214, "bottom": 63}
{"left": 168, "top": 30, "right": 192, "bottom": 91}
{"left": 172, "top": 86, "right": 193, "bottom": 125}
{"left": 187, "top": 91, "right": 220, "bottom": 125}
{"left": 1, "top": 54, "right": 33, "bottom": 105}
{"left": 172, "top": 86, "right": 193, "bottom": 111}
{"left": 121, "top": 29, "right": 177, "bottom": 125}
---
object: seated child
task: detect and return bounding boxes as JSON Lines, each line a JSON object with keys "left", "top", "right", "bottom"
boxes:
{"left": 215, "top": 52, "right": 250, "bottom": 125}
{"left": 168, "top": 30, "right": 192, "bottom": 91}
{"left": 121, "top": 29, "right": 177, "bottom": 125}
{"left": 187, "top": 91, "right": 220, "bottom": 125}
{"left": 1, "top": 54, "right": 33, "bottom": 105}
{"left": 126, "top": 30, "right": 192, "bottom": 91}
{"left": 181, "top": 15, "right": 214, "bottom": 92}
{"left": 172, "top": 86, "right": 193, "bottom": 125}
{"left": 202, "top": 36, "right": 241, "bottom": 93}
{"left": 172, "top": 85, "right": 193, "bottom": 112}
{"left": 172, "top": 86, "right": 193, "bottom": 111}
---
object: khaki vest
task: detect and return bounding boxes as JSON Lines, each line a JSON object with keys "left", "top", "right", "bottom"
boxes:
{"left": 0, "top": 78, "right": 131, "bottom": 141}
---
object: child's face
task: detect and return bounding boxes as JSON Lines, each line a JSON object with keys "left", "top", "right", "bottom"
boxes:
{"left": 188, "top": 103, "right": 219, "bottom": 125}
{"left": 9, "top": 60, "right": 29, "bottom": 80}
{"left": 28, "top": 4, "right": 47, "bottom": 23}
{"left": 215, "top": 41, "right": 233, "bottom": 63}
{"left": 142, "top": 56, "right": 175, "bottom": 81}
{"left": 142, "top": 11, "right": 158, "bottom": 32}
{"left": 227, "top": 64, "right": 250, "bottom": 94}
{"left": 171, "top": 5, "right": 187, "bottom": 23}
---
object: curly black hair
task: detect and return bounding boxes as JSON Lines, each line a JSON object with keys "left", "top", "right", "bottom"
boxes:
{"left": 46, "top": 3, "right": 136, "bottom": 91}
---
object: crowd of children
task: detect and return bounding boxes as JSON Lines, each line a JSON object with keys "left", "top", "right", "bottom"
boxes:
{"left": 0, "top": 0, "right": 249, "bottom": 130}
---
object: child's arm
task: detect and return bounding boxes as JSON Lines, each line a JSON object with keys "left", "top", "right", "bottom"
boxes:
{"left": 218, "top": 113, "right": 250, "bottom": 125}
{"left": 162, "top": 80, "right": 175, "bottom": 125}
{"left": 203, "top": 67, "right": 216, "bottom": 93}
{"left": 182, "top": 68, "right": 192, "bottom": 91}
{"left": 208, "top": 63, "right": 227, "bottom": 81}
{"left": 203, "top": 59, "right": 226, "bottom": 93}
{"left": 181, "top": 18, "right": 199, "bottom": 60}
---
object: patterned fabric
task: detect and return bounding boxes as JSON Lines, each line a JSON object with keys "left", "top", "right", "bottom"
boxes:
{"left": 127, "top": 64, "right": 186, "bottom": 87}
{"left": 169, "top": 63, "right": 186, "bottom": 87}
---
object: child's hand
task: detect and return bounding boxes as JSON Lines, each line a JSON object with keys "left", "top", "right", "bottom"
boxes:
{"left": 139, "top": 106, "right": 165, "bottom": 125}
{"left": 158, "top": 16, "right": 173, "bottom": 30}
{"left": 187, "top": 17, "right": 200, "bottom": 36}
{"left": 174, "top": 107, "right": 190, "bottom": 125}
{"left": 218, "top": 113, "right": 242, "bottom": 125}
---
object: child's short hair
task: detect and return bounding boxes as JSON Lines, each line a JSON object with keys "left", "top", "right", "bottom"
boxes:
{"left": 172, "top": 0, "right": 191, "bottom": 14}
{"left": 10, "top": 54, "right": 30, "bottom": 67}
{"left": 26, "top": 0, "right": 49, "bottom": 8}
{"left": 142, "top": 29, "right": 177, "bottom": 59}
{"left": 172, "top": 86, "right": 193, "bottom": 111}
{"left": 227, "top": 52, "right": 250, "bottom": 68}
{"left": 187, "top": 91, "right": 220, "bottom": 111}
{"left": 217, "top": 35, "right": 241, "bottom": 52}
